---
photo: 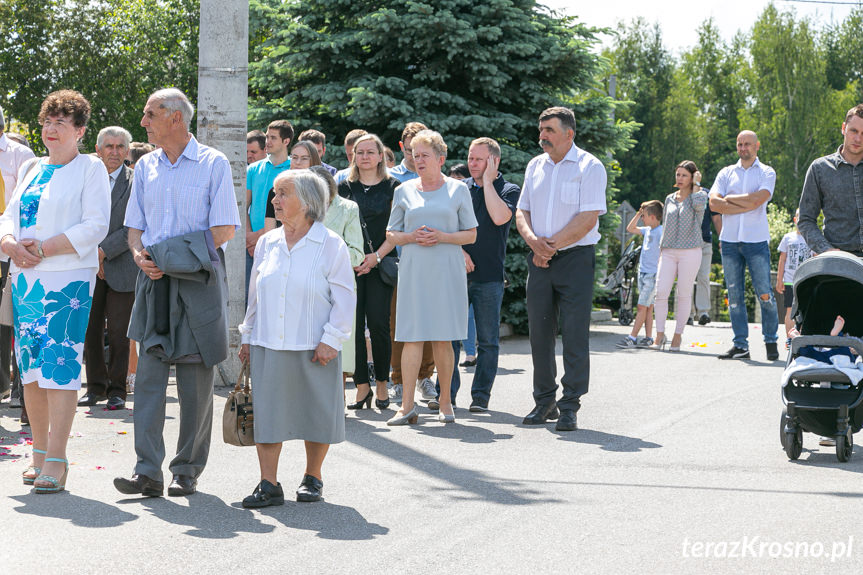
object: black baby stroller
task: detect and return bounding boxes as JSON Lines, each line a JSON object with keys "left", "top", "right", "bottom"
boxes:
{"left": 780, "top": 251, "right": 863, "bottom": 462}
{"left": 602, "top": 237, "right": 641, "bottom": 325}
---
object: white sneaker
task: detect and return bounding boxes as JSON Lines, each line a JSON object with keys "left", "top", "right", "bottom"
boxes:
{"left": 388, "top": 382, "right": 402, "bottom": 402}
{"left": 419, "top": 377, "right": 436, "bottom": 400}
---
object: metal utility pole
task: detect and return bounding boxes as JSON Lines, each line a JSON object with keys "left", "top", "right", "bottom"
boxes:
{"left": 197, "top": 0, "right": 248, "bottom": 385}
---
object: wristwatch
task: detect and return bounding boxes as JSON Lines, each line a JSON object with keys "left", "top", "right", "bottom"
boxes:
{"left": 37, "top": 241, "right": 45, "bottom": 258}
{"left": 375, "top": 251, "right": 382, "bottom": 264}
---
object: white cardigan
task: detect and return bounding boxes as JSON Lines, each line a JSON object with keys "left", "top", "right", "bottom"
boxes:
{"left": 0, "top": 154, "right": 110, "bottom": 272}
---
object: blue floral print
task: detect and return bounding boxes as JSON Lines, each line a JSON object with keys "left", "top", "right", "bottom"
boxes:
{"left": 45, "top": 281, "right": 91, "bottom": 344}
{"left": 40, "top": 342, "right": 81, "bottom": 387}
{"left": 19, "top": 163, "right": 59, "bottom": 229}
{"left": 12, "top": 273, "right": 46, "bottom": 327}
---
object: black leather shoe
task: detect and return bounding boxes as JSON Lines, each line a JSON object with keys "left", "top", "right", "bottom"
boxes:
{"left": 78, "top": 392, "right": 107, "bottom": 406}
{"left": 522, "top": 402, "right": 559, "bottom": 425}
{"left": 114, "top": 474, "right": 164, "bottom": 497}
{"left": 296, "top": 474, "right": 323, "bottom": 502}
{"left": 106, "top": 396, "right": 126, "bottom": 410}
{"left": 242, "top": 479, "right": 284, "bottom": 508}
{"left": 555, "top": 409, "right": 578, "bottom": 431}
{"left": 168, "top": 474, "right": 197, "bottom": 496}
{"left": 766, "top": 342, "right": 779, "bottom": 361}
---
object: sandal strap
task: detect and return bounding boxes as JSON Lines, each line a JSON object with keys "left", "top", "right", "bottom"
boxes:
{"left": 44, "top": 458, "right": 68, "bottom": 465}
{"left": 32, "top": 448, "right": 47, "bottom": 454}
{"left": 35, "top": 475, "right": 61, "bottom": 486}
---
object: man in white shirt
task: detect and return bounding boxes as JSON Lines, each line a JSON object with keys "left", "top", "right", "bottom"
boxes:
{"left": 0, "top": 106, "right": 35, "bottom": 402}
{"left": 709, "top": 130, "right": 779, "bottom": 361}
{"left": 515, "top": 107, "right": 607, "bottom": 432}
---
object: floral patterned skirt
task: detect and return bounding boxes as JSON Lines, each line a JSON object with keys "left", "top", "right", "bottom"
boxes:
{"left": 12, "top": 268, "right": 96, "bottom": 390}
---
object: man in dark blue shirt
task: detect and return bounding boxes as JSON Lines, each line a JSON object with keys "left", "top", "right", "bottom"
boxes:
{"left": 436, "top": 137, "right": 521, "bottom": 412}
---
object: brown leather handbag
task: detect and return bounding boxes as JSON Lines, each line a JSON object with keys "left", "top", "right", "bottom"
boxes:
{"left": 222, "top": 361, "right": 255, "bottom": 446}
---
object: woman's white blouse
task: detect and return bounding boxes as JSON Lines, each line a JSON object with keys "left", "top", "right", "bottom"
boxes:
{"left": 239, "top": 221, "right": 356, "bottom": 351}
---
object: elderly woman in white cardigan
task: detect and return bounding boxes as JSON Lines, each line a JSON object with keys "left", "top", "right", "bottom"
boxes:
{"left": 239, "top": 170, "right": 356, "bottom": 508}
{"left": 0, "top": 90, "right": 110, "bottom": 494}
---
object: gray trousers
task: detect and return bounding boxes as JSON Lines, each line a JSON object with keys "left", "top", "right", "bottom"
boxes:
{"left": 690, "top": 241, "right": 712, "bottom": 318}
{"left": 133, "top": 351, "right": 214, "bottom": 482}
{"left": 526, "top": 245, "right": 594, "bottom": 411}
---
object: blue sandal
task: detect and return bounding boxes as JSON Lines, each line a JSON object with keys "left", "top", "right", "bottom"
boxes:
{"left": 34, "top": 458, "right": 68, "bottom": 494}
{"left": 22, "top": 448, "right": 47, "bottom": 486}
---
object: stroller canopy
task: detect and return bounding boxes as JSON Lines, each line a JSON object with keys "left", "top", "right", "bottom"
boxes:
{"left": 792, "top": 251, "right": 863, "bottom": 337}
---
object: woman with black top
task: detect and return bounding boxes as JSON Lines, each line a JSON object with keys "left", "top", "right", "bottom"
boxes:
{"left": 337, "top": 134, "right": 399, "bottom": 411}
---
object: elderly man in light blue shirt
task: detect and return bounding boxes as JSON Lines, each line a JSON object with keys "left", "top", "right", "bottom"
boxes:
{"left": 115, "top": 88, "right": 240, "bottom": 499}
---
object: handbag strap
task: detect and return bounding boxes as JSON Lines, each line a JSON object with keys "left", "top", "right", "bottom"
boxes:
{"left": 234, "top": 360, "right": 250, "bottom": 394}
{"left": 346, "top": 184, "right": 377, "bottom": 254}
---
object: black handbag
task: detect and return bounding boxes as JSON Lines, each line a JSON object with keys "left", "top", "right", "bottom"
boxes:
{"left": 349, "top": 184, "right": 399, "bottom": 286}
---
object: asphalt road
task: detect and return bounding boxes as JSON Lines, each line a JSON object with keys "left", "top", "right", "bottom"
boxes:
{"left": 2, "top": 320, "right": 862, "bottom": 574}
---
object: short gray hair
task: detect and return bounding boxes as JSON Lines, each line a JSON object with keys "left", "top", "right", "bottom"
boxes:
{"left": 273, "top": 170, "right": 328, "bottom": 223}
{"left": 97, "top": 126, "right": 132, "bottom": 148}
{"left": 149, "top": 88, "right": 195, "bottom": 128}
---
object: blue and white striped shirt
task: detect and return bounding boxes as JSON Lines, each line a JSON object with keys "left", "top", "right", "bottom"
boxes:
{"left": 125, "top": 135, "right": 241, "bottom": 247}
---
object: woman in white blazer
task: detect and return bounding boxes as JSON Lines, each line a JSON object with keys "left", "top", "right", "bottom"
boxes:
{"left": 0, "top": 90, "right": 110, "bottom": 494}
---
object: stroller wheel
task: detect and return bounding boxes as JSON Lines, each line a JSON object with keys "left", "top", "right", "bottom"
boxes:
{"left": 618, "top": 309, "right": 633, "bottom": 326}
{"left": 836, "top": 430, "right": 853, "bottom": 462}
{"left": 780, "top": 409, "right": 788, "bottom": 449}
{"left": 785, "top": 428, "right": 802, "bottom": 460}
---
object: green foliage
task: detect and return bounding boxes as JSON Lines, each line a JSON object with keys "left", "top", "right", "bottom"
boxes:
{"left": 604, "top": 7, "right": 861, "bottom": 217}
{"left": 0, "top": 0, "right": 199, "bottom": 151}
{"left": 767, "top": 203, "right": 794, "bottom": 266}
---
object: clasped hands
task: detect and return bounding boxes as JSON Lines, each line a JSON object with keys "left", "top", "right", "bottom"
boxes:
{"left": 530, "top": 236, "right": 557, "bottom": 268}
{"left": 1, "top": 237, "right": 42, "bottom": 268}
{"left": 412, "top": 225, "right": 444, "bottom": 246}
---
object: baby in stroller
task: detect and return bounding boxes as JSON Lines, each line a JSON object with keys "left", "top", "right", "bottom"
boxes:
{"left": 794, "top": 315, "right": 857, "bottom": 363}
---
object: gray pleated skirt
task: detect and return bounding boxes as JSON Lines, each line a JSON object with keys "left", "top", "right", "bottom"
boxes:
{"left": 250, "top": 345, "right": 346, "bottom": 445}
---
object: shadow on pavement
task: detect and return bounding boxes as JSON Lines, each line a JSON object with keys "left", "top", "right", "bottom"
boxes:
{"left": 786, "top": 448, "right": 863, "bottom": 474}
{"left": 549, "top": 428, "right": 663, "bottom": 452}
{"left": 256, "top": 501, "right": 389, "bottom": 540}
{"left": 132, "top": 492, "right": 275, "bottom": 538}
{"left": 347, "top": 419, "right": 562, "bottom": 506}
{"left": 10, "top": 493, "right": 138, "bottom": 527}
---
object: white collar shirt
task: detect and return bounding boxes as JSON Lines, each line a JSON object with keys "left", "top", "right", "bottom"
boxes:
{"left": 108, "top": 164, "right": 124, "bottom": 191}
{"left": 239, "top": 222, "right": 356, "bottom": 351}
{"left": 710, "top": 157, "right": 776, "bottom": 243}
{"left": 0, "top": 133, "right": 36, "bottom": 207}
{"left": 516, "top": 143, "right": 607, "bottom": 248}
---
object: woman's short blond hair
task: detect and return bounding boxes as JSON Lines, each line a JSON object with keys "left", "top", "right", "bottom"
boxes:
{"left": 410, "top": 130, "right": 447, "bottom": 159}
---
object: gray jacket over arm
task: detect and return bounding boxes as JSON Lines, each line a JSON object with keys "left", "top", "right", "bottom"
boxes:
{"left": 127, "top": 230, "right": 228, "bottom": 368}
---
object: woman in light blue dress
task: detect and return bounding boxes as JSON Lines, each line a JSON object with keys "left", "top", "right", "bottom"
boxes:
{"left": 0, "top": 91, "right": 110, "bottom": 493}
{"left": 386, "top": 130, "right": 477, "bottom": 425}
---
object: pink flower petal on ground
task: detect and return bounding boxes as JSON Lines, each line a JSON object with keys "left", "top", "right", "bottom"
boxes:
{"left": 109, "top": 422, "right": 115, "bottom": 425}
{"left": 117, "top": 431, "right": 127, "bottom": 435}
{"left": 19, "top": 431, "right": 28, "bottom": 435}
{"left": 111, "top": 450, "right": 119, "bottom": 453}
{"left": 84, "top": 411, "right": 92, "bottom": 415}
{"left": 95, "top": 466, "right": 105, "bottom": 470}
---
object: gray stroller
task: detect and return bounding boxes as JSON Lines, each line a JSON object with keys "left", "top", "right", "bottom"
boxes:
{"left": 780, "top": 252, "right": 863, "bottom": 462}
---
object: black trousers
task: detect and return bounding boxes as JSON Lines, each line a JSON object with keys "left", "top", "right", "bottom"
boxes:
{"left": 525, "top": 245, "right": 595, "bottom": 411}
{"left": 0, "top": 261, "right": 12, "bottom": 395}
{"left": 83, "top": 277, "right": 135, "bottom": 399}
{"left": 354, "top": 268, "right": 393, "bottom": 385}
